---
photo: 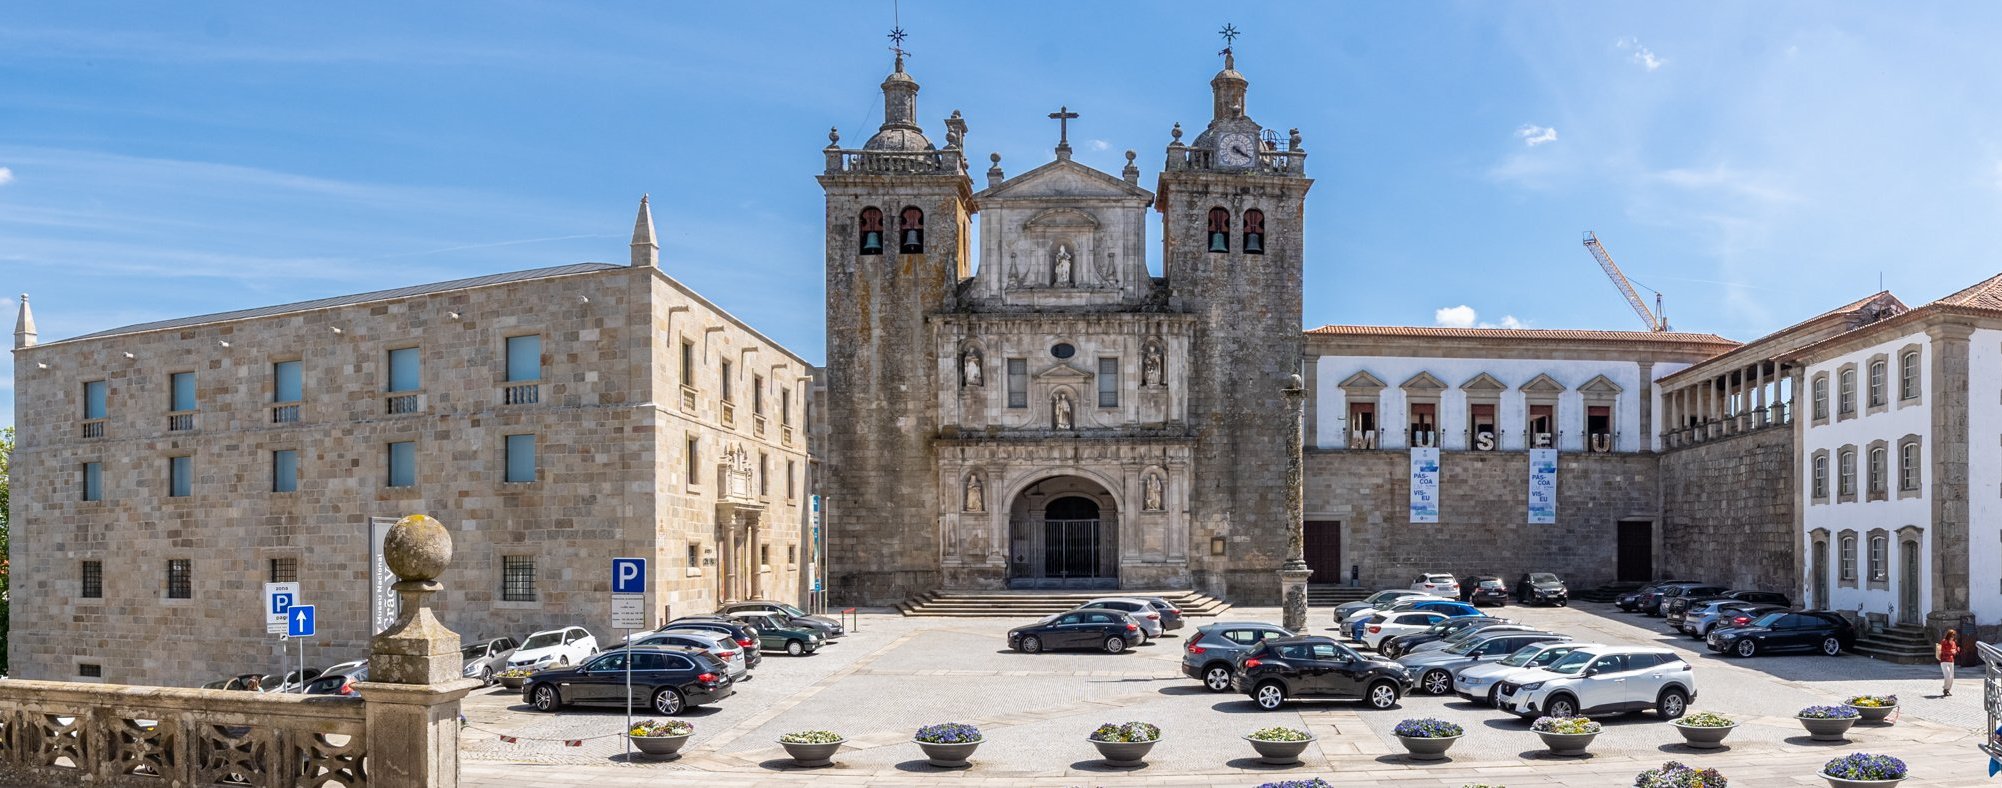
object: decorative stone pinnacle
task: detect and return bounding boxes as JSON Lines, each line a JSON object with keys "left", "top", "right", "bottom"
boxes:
{"left": 384, "top": 513, "right": 452, "bottom": 587}
{"left": 13, "top": 292, "right": 35, "bottom": 349}
{"left": 827, "top": 126, "right": 840, "bottom": 146}
{"left": 1170, "top": 122, "right": 1183, "bottom": 144}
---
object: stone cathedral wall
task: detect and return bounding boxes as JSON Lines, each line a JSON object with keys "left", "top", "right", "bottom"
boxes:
{"left": 1657, "top": 427, "right": 1799, "bottom": 594}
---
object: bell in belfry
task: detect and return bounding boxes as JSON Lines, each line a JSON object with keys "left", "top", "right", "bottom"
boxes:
{"left": 861, "top": 229, "right": 884, "bottom": 254}
{"left": 901, "top": 226, "right": 923, "bottom": 253}
{"left": 1244, "top": 230, "right": 1264, "bottom": 255}
{"left": 1208, "top": 231, "right": 1229, "bottom": 253}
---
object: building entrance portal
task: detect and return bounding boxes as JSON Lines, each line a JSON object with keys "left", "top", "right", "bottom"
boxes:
{"left": 1009, "top": 477, "right": 1119, "bottom": 589}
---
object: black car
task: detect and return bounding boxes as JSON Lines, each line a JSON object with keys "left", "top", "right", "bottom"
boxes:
{"left": 1232, "top": 635, "right": 1412, "bottom": 710}
{"left": 1657, "top": 586, "right": 1730, "bottom": 624}
{"left": 523, "top": 645, "right": 734, "bottom": 715}
{"left": 1380, "top": 616, "right": 1501, "bottom": 658}
{"left": 1008, "top": 610, "right": 1142, "bottom": 654}
{"left": 1666, "top": 589, "right": 1790, "bottom": 629}
{"left": 1636, "top": 581, "right": 1714, "bottom": 616}
{"left": 1515, "top": 573, "right": 1569, "bottom": 606}
{"left": 656, "top": 617, "right": 763, "bottom": 668}
{"left": 1616, "top": 581, "right": 1693, "bottom": 612}
{"left": 1463, "top": 576, "right": 1509, "bottom": 607}
{"left": 1707, "top": 610, "right": 1855, "bottom": 657}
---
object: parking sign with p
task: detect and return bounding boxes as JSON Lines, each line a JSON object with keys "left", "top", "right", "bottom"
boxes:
{"left": 612, "top": 557, "right": 646, "bottom": 594}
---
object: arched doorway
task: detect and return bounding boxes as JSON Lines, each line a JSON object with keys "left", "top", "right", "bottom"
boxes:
{"left": 1007, "top": 476, "right": 1119, "bottom": 589}
{"left": 1812, "top": 537, "right": 1830, "bottom": 610}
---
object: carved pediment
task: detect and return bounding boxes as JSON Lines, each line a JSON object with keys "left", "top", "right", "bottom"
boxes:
{"left": 1034, "top": 362, "right": 1093, "bottom": 382}
{"left": 1024, "top": 207, "right": 1100, "bottom": 230}
{"left": 1338, "top": 370, "right": 1386, "bottom": 391}
{"left": 1400, "top": 371, "right": 1447, "bottom": 392}
{"left": 1519, "top": 373, "right": 1566, "bottom": 394}
{"left": 1459, "top": 372, "right": 1507, "bottom": 392}
{"left": 1578, "top": 374, "right": 1623, "bottom": 396}
{"left": 973, "top": 158, "right": 1155, "bottom": 202}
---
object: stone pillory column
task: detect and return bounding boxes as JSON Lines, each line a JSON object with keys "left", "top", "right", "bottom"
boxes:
{"left": 1279, "top": 374, "right": 1312, "bottom": 632}
{"left": 357, "top": 514, "right": 481, "bottom": 788}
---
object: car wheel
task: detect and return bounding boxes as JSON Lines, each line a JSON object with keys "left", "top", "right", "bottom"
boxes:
{"left": 1254, "top": 681, "right": 1286, "bottom": 710}
{"left": 1820, "top": 637, "right": 1842, "bottom": 656}
{"left": 1379, "top": 643, "right": 1398, "bottom": 659}
{"left": 1420, "top": 669, "right": 1452, "bottom": 696}
{"left": 1657, "top": 687, "right": 1688, "bottom": 720}
{"left": 1485, "top": 685, "right": 1501, "bottom": 706}
{"left": 531, "top": 685, "right": 561, "bottom": 712}
{"left": 558, "top": 656, "right": 570, "bottom": 666}
{"left": 786, "top": 640, "right": 806, "bottom": 656}
{"left": 1020, "top": 635, "right": 1042, "bottom": 654}
{"left": 1203, "top": 665, "right": 1233, "bottom": 692}
{"left": 1557, "top": 600, "right": 1568, "bottom": 607}
{"left": 1102, "top": 636, "right": 1126, "bottom": 654}
{"left": 1365, "top": 680, "right": 1400, "bottom": 710}
{"left": 478, "top": 665, "right": 494, "bottom": 686}
{"left": 651, "top": 687, "right": 686, "bottom": 716}
{"left": 1544, "top": 695, "right": 1577, "bottom": 719}
{"left": 1734, "top": 639, "right": 1758, "bottom": 658}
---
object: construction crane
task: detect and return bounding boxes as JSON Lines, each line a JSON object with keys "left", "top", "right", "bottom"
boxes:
{"left": 1582, "top": 231, "right": 1668, "bottom": 332}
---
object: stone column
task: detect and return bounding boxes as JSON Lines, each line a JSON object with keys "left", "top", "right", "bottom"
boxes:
{"left": 1927, "top": 322, "right": 1973, "bottom": 614}
{"left": 357, "top": 514, "right": 481, "bottom": 788}
{"left": 1637, "top": 361, "right": 1655, "bottom": 453}
{"left": 1278, "top": 374, "right": 1312, "bottom": 632}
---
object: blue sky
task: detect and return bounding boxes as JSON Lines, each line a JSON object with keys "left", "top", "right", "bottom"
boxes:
{"left": 8, "top": 2, "right": 2002, "bottom": 427}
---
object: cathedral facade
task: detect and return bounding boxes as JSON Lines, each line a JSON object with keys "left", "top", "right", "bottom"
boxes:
{"left": 820, "top": 49, "right": 1309, "bottom": 604}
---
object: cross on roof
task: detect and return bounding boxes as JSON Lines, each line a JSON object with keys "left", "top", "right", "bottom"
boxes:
{"left": 1048, "top": 105, "right": 1079, "bottom": 152}
{"left": 1218, "top": 23, "right": 1240, "bottom": 55}
{"left": 888, "top": 26, "right": 908, "bottom": 58}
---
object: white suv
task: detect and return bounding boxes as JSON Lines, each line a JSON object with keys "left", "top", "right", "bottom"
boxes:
{"left": 1411, "top": 573, "right": 1460, "bottom": 598}
{"left": 1496, "top": 645, "right": 1695, "bottom": 720}
{"left": 507, "top": 626, "right": 600, "bottom": 670}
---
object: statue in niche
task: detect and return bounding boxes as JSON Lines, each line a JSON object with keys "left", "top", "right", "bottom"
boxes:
{"left": 1095, "top": 250, "right": 1118, "bottom": 286}
{"left": 1053, "top": 390, "right": 1074, "bottom": 430}
{"left": 1143, "top": 343, "right": 1164, "bottom": 387}
{"left": 1143, "top": 473, "right": 1164, "bottom": 512}
{"left": 962, "top": 349, "right": 983, "bottom": 387}
{"left": 1053, "top": 246, "right": 1074, "bottom": 287}
{"left": 1006, "top": 252, "right": 1021, "bottom": 288}
{"left": 964, "top": 473, "right": 985, "bottom": 512}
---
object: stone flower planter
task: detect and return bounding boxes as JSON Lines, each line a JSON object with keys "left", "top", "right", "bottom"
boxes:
{"left": 1822, "top": 776, "right": 1904, "bottom": 788}
{"left": 1393, "top": 733, "right": 1459, "bottom": 761}
{"left": 914, "top": 739, "right": 981, "bottom": 768}
{"left": 498, "top": 675, "right": 528, "bottom": 691}
{"left": 1535, "top": 730, "right": 1597, "bottom": 757}
{"left": 1671, "top": 721, "right": 1736, "bottom": 749}
{"left": 1244, "top": 734, "right": 1316, "bottom": 765}
{"left": 628, "top": 733, "right": 691, "bottom": 758}
{"left": 1088, "top": 738, "right": 1158, "bottom": 767}
{"left": 1797, "top": 715, "right": 1857, "bottom": 742}
{"left": 777, "top": 737, "right": 845, "bottom": 767}
{"left": 1851, "top": 705, "right": 1898, "bottom": 724}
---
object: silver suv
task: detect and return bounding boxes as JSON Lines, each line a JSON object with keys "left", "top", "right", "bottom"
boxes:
{"left": 1496, "top": 644, "right": 1696, "bottom": 720}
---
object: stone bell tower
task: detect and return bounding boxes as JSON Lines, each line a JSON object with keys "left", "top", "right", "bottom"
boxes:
{"left": 1156, "top": 44, "right": 1313, "bottom": 601}
{"left": 819, "top": 50, "right": 976, "bottom": 604}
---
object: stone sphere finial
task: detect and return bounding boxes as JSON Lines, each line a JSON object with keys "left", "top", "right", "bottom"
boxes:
{"left": 384, "top": 513, "right": 452, "bottom": 582}
{"left": 1285, "top": 373, "right": 1304, "bottom": 392}
{"left": 1125, "top": 150, "right": 1137, "bottom": 163}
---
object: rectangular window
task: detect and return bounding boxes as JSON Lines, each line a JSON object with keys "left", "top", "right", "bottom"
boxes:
{"left": 1586, "top": 405, "right": 1613, "bottom": 451}
{"left": 1348, "top": 401, "right": 1377, "bottom": 444}
{"left": 753, "top": 375, "right": 765, "bottom": 414}
{"left": 1900, "top": 352, "right": 1920, "bottom": 400}
{"left": 78, "top": 664, "right": 102, "bottom": 679}
{"left": 387, "top": 347, "right": 421, "bottom": 392}
{"left": 169, "top": 372, "right": 196, "bottom": 412}
{"left": 1007, "top": 359, "right": 1028, "bottom": 408}
{"left": 1900, "top": 443, "right": 1919, "bottom": 491}
{"left": 686, "top": 541, "right": 700, "bottom": 567}
{"left": 501, "top": 556, "right": 536, "bottom": 602}
{"left": 786, "top": 459, "right": 797, "bottom": 498}
{"left": 166, "top": 559, "right": 191, "bottom": 599}
{"left": 1868, "top": 537, "right": 1887, "bottom": 581}
{"left": 758, "top": 452, "right": 770, "bottom": 496}
{"left": 81, "top": 462, "right": 102, "bottom": 502}
{"left": 1868, "top": 448, "right": 1886, "bottom": 495}
{"left": 1838, "top": 369, "right": 1856, "bottom": 415}
{"left": 788, "top": 545, "right": 798, "bottom": 565}
{"left": 83, "top": 380, "right": 107, "bottom": 419}
{"left": 780, "top": 387, "right": 792, "bottom": 425}
{"left": 269, "top": 557, "right": 298, "bottom": 584}
{"left": 1527, "top": 404, "right": 1555, "bottom": 446}
{"left": 720, "top": 359, "right": 733, "bottom": 402}
{"left": 1812, "top": 455, "right": 1828, "bottom": 498}
{"left": 168, "top": 455, "right": 192, "bottom": 498}
{"left": 1838, "top": 450, "right": 1856, "bottom": 496}
{"left": 1469, "top": 403, "right": 1497, "bottom": 449}
{"left": 1812, "top": 376, "right": 1829, "bottom": 420}
{"left": 1409, "top": 402, "right": 1437, "bottom": 444}
{"left": 760, "top": 544, "right": 771, "bottom": 567}
{"left": 504, "top": 434, "right": 537, "bottom": 483}
{"left": 387, "top": 441, "right": 416, "bottom": 488}
{"left": 680, "top": 340, "right": 695, "bottom": 386}
{"left": 505, "top": 335, "right": 542, "bottom": 382}
{"left": 1097, "top": 357, "right": 1119, "bottom": 408}
{"left": 82, "top": 561, "right": 103, "bottom": 598}
{"left": 273, "top": 360, "right": 303, "bottom": 403}
{"left": 1868, "top": 362, "right": 1885, "bottom": 407}
{"left": 1840, "top": 538, "right": 1856, "bottom": 580}
{"left": 685, "top": 436, "right": 700, "bottom": 485}
{"left": 272, "top": 450, "right": 299, "bottom": 493}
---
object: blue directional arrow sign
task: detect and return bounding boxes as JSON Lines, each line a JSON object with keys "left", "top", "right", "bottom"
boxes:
{"left": 287, "top": 605, "right": 317, "bottom": 638}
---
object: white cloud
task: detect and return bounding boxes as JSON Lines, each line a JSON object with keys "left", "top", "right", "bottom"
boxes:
{"left": 1616, "top": 36, "right": 1664, "bottom": 71}
{"left": 1652, "top": 165, "right": 1798, "bottom": 204}
{"left": 1435, "top": 305, "right": 1525, "bottom": 329}
{"left": 0, "top": 166, "right": 13, "bottom": 185}
{"left": 1516, "top": 124, "right": 1558, "bottom": 147}
{"left": 1088, "top": 139, "right": 1110, "bottom": 152}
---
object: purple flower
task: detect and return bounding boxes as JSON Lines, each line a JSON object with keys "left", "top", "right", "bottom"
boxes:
{"left": 1823, "top": 752, "right": 1907, "bottom": 780}
{"left": 1798, "top": 704, "right": 1860, "bottom": 719}
{"left": 915, "top": 722, "right": 982, "bottom": 744}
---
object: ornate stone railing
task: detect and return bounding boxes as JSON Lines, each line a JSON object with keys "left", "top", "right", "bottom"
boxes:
{"left": 823, "top": 148, "right": 966, "bottom": 176}
{"left": 0, "top": 680, "right": 366, "bottom": 787}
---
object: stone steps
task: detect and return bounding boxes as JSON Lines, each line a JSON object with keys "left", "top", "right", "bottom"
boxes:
{"left": 1307, "top": 586, "right": 1371, "bottom": 605}
{"left": 897, "top": 589, "right": 1232, "bottom": 618}
{"left": 1853, "top": 625, "right": 1933, "bottom": 664}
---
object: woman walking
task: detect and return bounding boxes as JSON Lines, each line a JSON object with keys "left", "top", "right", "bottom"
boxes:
{"left": 1937, "top": 629, "right": 1960, "bottom": 697}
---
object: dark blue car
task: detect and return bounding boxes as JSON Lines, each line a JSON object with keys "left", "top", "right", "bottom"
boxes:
{"left": 1348, "top": 601, "right": 1482, "bottom": 642}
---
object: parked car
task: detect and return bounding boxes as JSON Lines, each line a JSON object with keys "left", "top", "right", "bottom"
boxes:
{"left": 1360, "top": 610, "right": 1450, "bottom": 652}
{"left": 1398, "top": 631, "right": 1571, "bottom": 696}
{"left": 1181, "top": 621, "right": 1292, "bottom": 691}
{"left": 1347, "top": 599, "right": 1478, "bottom": 642}
{"left": 658, "top": 617, "right": 764, "bottom": 669}
{"left": 1657, "top": 585, "right": 1730, "bottom": 623}
{"left": 1639, "top": 582, "right": 1718, "bottom": 617}
{"left": 1402, "top": 621, "right": 1540, "bottom": 657}
{"left": 522, "top": 645, "right": 733, "bottom": 716}
{"left": 1008, "top": 609, "right": 1143, "bottom": 654}
{"left": 1514, "top": 573, "right": 1570, "bottom": 606}
{"left": 275, "top": 667, "right": 325, "bottom": 693}
{"left": 1616, "top": 581, "right": 1693, "bottom": 612}
{"left": 1454, "top": 641, "right": 1594, "bottom": 705}
{"left": 1411, "top": 573, "right": 1461, "bottom": 598}
{"left": 714, "top": 600, "right": 845, "bottom": 639}
{"left": 1462, "top": 576, "right": 1509, "bottom": 607}
{"left": 629, "top": 630, "right": 749, "bottom": 680}
{"left": 304, "top": 665, "right": 367, "bottom": 696}
{"left": 461, "top": 637, "right": 519, "bottom": 685}
{"left": 222, "top": 673, "right": 277, "bottom": 692}
{"left": 1073, "top": 598, "right": 1165, "bottom": 641}
{"left": 1497, "top": 645, "right": 1696, "bottom": 720}
{"left": 1685, "top": 603, "right": 1787, "bottom": 639}
{"left": 1378, "top": 617, "right": 1507, "bottom": 658}
{"left": 1668, "top": 590, "right": 1792, "bottom": 630}
{"left": 1333, "top": 589, "right": 1439, "bottom": 624}
{"left": 727, "top": 612, "right": 824, "bottom": 656}
{"left": 1707, "top": 610, "right": 1855, "bottom": 657}
{"left": 1132, "top": 596, "right": 1187, "bottom": 632}
{"left": 1231, "top": 635, "right": 1412, "bottom": 710}
{"left": 507, "top": 627, "right": 600, "bottom": 671}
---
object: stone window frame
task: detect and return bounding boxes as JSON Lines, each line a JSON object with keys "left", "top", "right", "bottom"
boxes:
{"left": 1865, "top": 528, "right": 1890, "bottom": 588}
{"left": 1810, "top": 449, "right": 1830, "bottom": 503}
{"left": 1807, "top": 528, "right": 1831, "bottom": 606}
{"left": 1836, "top": 363, "right": 1858, "bottom": 420}
{"left": 1866, "top": 354, "right": 1890, "bottom": 414}
{"left": 1401, "top": 371, "right": 1447, "bottom": 448}
{"left": 1897, "top": 344, "right": 1923, "bottom": 407}
{"left": 684, "top": 433, "right": 701, "bottom": 489}
{"left": 1838, "top": 531, "right": 1858, "bottom": 586}
{"left": 1338, "top": 370, "right": 1387, "bottom": 449}
{"left": 271, "top": 448, "right": 300, "bottom": 494}
{"left": 1459, "top": 372, "right": 1506, "bottom": 452}
{"left": 1096, "top": 355, "right": 1121, "bottom": 409}
{"left": 80, "top": 460, "right": 103, "bottom": 503}
{"left": 1520, "top": 373, "right": 1567, "bottom": 449}
{"left": 1811, "top": 372, "right": 1830, "bottom": 424}
{"left": 1837, "top": 444, "right": 1858, "bottom": 502}
{"left": 1866, "top": 439, "right": 1889, "bottom": 501}
{"left": 1578, "top": 374, "right": 1623, "bottom": 453}
{"left": 81, "top": 559, "right": 103, "bottom": 599}
{"left": 167, "top": 454, "right": 194, "bottom": 498}
{"left": 1897, "top": 434, "right": 1922, "bottom": 498}
{"left": 500, "top": 555, "right": 538, "bottom": 603}
{"left": 1005, "top": 358, "right": 1029, "bottom": 409}
{"left": 164, "top": 558, "right": 193, "bottom": 601}
{"left": 685, "top": 541, "right": 704, "bottom": 577}
{"left": 1895, "top": 525, "right": 1924, "bottom": 596}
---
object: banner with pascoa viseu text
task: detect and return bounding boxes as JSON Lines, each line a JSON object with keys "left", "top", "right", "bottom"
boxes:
{"left": 1410, "top": 447, "right": 1440, "bottom": 523}
{"left": 1528, "top": 448, "right": 1558, "bottom": 524}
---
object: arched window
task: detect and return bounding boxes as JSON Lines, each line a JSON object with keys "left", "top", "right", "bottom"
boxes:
{"left": 1867, "top": 535, "right": 1887, "bottom": 581}
{"left": 1811, "top": 454, "right": 1828, "bottom": 498}
{"left": 1838, "top": 535, "right": 1856, "bottom": 580}
{"left": 1838, "top": 368, "right": 1856, "bottom": 415}
{"left": 1207, "top": 207, "right": 1230, "bottom": 253}
{"left": 858, "top": 207, "right": 884, "bottom": 255}
{"left": 1899, "top": 440, "right": 1919, "bottom": 491}
{"left": 1900, "top": 350, "right": 1920, "bottom": 400}
{"left": 1838, "top": 448, "right": 1856, "bottom": 496}
{"left": 1868, "top": 360, "right": 1886, "bottom": 407}
{"left": 1242, "top": 209, "right": 1265, "bottom": 255}
{"left": 1868, "top": 447, "right": 1886, "bottom": 495}
{"left": 899, "top": 206, "right": 925, "bottom": 254}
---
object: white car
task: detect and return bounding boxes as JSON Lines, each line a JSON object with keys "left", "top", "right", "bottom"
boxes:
{"left": 1337, "top": 593, "right": 1449, "bottom": 628}
{"left": 1497, "top": 644, "right": 1696, "bottom": 720}
{"left": 1453, "top": 641, "right": 1595, "bottom": 705}
{"left": 1074, "top": 598, "right": 1164, "bottom": 640}
{"left": 507, "top": 627, "right": 599, "bottom": 671}
{"left": 1411, "top": 573, "right": 1460, "bottom": 598}
{"left": 629, "top": 630, "right": 749, "bottom": 680}
{"left": 1361, "top": 610, "right": 1448, "bottom": 651}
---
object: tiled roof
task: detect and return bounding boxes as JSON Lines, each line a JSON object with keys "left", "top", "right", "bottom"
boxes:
{"left": 1306, "top": 325, "right": 1738, "bottom": 346}
{"left": 55, "top": 263, "right": 624, "bottom": 344}
{"left": 1935, "top": 272, "right": 2002, "bottom": 310}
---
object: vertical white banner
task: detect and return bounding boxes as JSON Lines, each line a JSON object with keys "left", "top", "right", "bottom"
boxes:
{"left": 1528, "top": 448, "right": 1558, "bottom": 524}
{"left": 370, "top": 516, "right": 401, "bottom": 634}
{"left": 1409, "top": 447, "right": 1440, "bottom": 523}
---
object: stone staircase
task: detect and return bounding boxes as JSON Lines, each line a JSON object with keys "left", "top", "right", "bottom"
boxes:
{"left": 897, "top": 589, "right": 1231, "bottom": 618}
{"left": 1852, "top": 623, "right": 1934, "bottom": 664}
{"left": 1307, "top": 585, "right": 1371, "bottom": 606}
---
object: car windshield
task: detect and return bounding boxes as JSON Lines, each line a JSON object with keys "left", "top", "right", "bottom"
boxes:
{"left": 460, "top": 645, "right": 488, "bottom": 658}
{"left": 1751, "top": 612, "right": 1786, "bottom": 627}
{"left": 1530, "top": 573, "right": 1559, "bottom": 584}
{"left": 1546, "top": 651, "right": 1596, "bottom": 675}
{"left": 1498, "top": 646, "right": 1543, "bottom": 667}
{"left": 1445, "top": 639, "right": 1481, "bottom": 655}
{"left": 520, "top": 633, "right": 561, "bottom": 650}
{"left": 1426, "top": 574, "right": 1453, "bottom": 583}
{"left": 1478, "top": 579, "right": 1504, "bottom": 589}
{"left": 777, "top": 603, "right": 808, "bottom": 617}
